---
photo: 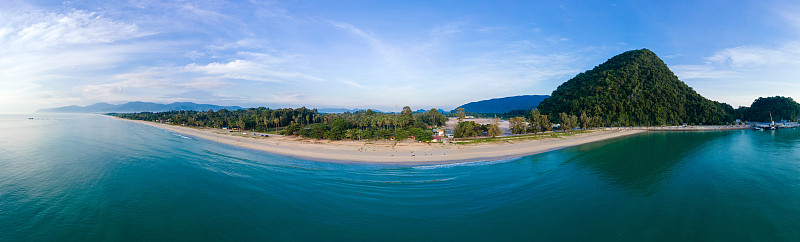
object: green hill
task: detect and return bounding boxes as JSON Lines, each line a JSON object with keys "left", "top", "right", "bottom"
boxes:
{"left": 737, "top": 96, "right": 800, "bottom": 122}
{"left": 537, "top": 49, "right": 734, "bottom": 126}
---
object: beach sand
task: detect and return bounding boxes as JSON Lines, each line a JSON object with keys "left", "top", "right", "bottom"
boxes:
{"left": 113, "top": 116, "right": 646, "bottom": 165}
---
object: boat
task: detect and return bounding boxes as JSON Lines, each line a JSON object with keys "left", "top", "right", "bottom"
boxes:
{"left": 767, "top": 111, "right": 777, "bottom": 130}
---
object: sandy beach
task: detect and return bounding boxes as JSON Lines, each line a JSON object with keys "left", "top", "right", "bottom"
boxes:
{"left": 113, "top": 116, "right": 646, "bottom": 164}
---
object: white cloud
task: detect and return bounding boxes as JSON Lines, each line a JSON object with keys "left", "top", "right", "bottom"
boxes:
{"left": 431, "top": 22, "right": 463, "bottom": 36}
{"left": 206, "top": 39, "right": 261, "bottom": 50}
{"left": 705, "top": 45, "right": 800, "bottom": 68}
{"left": 184, "top": 59, "right": 324, "bottom": 83}
{"left": 672, "top": 42, "right": 800, "bottom": 107}
{"left": 0, "top": 8, "right": 158, "bottom": 113}
{"left": 179, "top": 3, "right": 228, "bottom": 21}
{"left": 673, "top": 42, "right": 800, "bottom": 73}
{"left": 342, "top": 80, "right": 368, "bottom": 89}
{"left": 670, "top": 65, "right": 739, "bottom": 79}
{"left": 80, "top": 69, "right": 233, "bottom": 102}
{"left": 5, "top": 10, "right": 152, "bottom": 49}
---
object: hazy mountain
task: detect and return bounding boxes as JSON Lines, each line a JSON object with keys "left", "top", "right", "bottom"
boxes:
{"left": 317, "top": 108, "right": 385, "bottom": 114}
{"left": 37, "top": 102, "right": 244, "bottom": 113}
{"left": 452, "top": 95, "right": 550, "bottom": 113}
{"left": 537, "top": 49, "right": 735, "bottom": 125}
{"left": 414, "top": 109, "right": 448, "bottom": 113}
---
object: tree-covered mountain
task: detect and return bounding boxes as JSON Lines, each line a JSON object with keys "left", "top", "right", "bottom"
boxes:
{"left": 452, "top": 95, "right": 549, "bottom": 113}
{"left": 737, "top": 96, "right": 800, "bottom": 122}
{"left": 37, "top": 102, "right": 243, "bottom": 113}
{"left": 537, "top": 49, "right": 734, "bottom": 126}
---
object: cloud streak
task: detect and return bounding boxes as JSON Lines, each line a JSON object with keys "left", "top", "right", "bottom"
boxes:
{"left": 672, "top": 42, "right": 800, "bottom": 107}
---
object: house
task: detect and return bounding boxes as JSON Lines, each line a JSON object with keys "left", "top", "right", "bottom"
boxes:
{"left": 445, "top": 129, "right": 454, "bottom": 138}
{"left": 436, "top": 129, "right": 445, "bottom": 137}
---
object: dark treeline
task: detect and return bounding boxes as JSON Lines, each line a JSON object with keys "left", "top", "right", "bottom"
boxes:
{"left": 736, "top": 96, "right": 800, "bottom": 122}
{"left": 112, "top": 106, "right": 447, "bottom": 141}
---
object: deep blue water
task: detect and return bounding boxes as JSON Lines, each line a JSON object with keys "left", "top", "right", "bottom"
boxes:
{"left": 2, "top": 114, "right": 800, "bottom": 241}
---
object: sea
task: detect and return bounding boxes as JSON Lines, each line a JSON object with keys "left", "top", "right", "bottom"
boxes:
{"left": 2, "top": 114, "right": 800, "bottom": 241}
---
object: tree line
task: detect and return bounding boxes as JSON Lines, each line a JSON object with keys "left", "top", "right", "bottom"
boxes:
{"left": 112, "top": 106, "right": 448, "bottom": 141}
{"left": 735, "top": 96, "right": 800, "bottom": 122}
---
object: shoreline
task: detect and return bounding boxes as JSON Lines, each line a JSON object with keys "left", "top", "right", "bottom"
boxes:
{"left": 111, "top": 116, "right": 647, "bottom": 165}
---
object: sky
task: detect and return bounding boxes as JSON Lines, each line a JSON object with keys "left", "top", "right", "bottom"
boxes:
{"left": 2, "top": 0, "right": 800, "bottom": 113}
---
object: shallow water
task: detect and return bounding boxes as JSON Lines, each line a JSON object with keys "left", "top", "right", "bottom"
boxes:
{"left": 2, "top": 114, "right": 799, "bottom": 241}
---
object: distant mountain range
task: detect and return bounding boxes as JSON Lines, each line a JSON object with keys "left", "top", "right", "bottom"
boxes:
{"left": 37, "top": 102, "right": 244, "bottom": 113}
{"left": 414, "top": 109, "right": 448, "bottom": 114}
{"left": 452, "top": 95, "right": 550, "bottom": 113}
{"left": 317, "top": 108, "right": 385, "bottom": 114}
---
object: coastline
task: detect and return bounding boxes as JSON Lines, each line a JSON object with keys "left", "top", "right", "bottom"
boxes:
{"left": 111, "top": 116, "right": 647, "bottom": 165}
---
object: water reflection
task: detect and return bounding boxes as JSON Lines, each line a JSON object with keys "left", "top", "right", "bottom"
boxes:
{"left": 758, "top": 128, "right": 800, "bottom": 149}
{"left": 568, "top": 131, "right": 732, "bottom": 196}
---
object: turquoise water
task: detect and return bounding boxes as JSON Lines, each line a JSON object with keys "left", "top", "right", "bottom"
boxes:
{"left": 2, "top": 114, "right": 800, "bottom": 241}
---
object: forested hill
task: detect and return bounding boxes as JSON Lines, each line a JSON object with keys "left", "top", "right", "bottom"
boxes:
{"left": 452, "top": 95, "right": 549, "bottom": 113}
{"left": 537, "top": 49, "right": 735, "bottom": 126}
{"left": 737, "top": 96, "right": 800, "bottom": 122}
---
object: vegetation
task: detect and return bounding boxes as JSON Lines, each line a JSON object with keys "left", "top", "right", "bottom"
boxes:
{"left": 558, "top": 113, "right": 579, "bottom": 131}
{"left": 537, "top": 49, "right": 736, "bottom": 126}
{"left": 453, "top": 121, "right": 491, "bottom": 138}
{"left": 455, "top": 107, "right": 466, "bottom": 122}
{"left": 508, "top": 117, "right": 527, "bottom": 134}
{"left": 454, "top": 130, "right": 589, "bottom": 144}
{"left": 737, "top": 96, "right": 800, "bottom": 122}
{"left": 111, "top": 106, "right": 446, "bottom": 141}
{"left": 453, "top": 121, "right": 476, "bottom": 138}
{"left": 527, "top": 109, "right": 552, "bottom": 133}
{"left": 487, "top": 117, "right": 502, "bottom": 137}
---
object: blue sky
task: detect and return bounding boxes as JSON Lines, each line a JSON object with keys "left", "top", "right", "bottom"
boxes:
{"left": 2, "top": 0, "right": 800, "bottom": 113}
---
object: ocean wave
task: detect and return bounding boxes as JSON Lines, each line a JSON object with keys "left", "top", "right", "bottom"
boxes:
{"left": 412, "top": 157, "right": 522, "bottom": 170}
{"left": 165, "top": 130, "right": 191, "bottom": 139}
{"left": 203, "top": 149, "right": 323, "bottom": 171}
